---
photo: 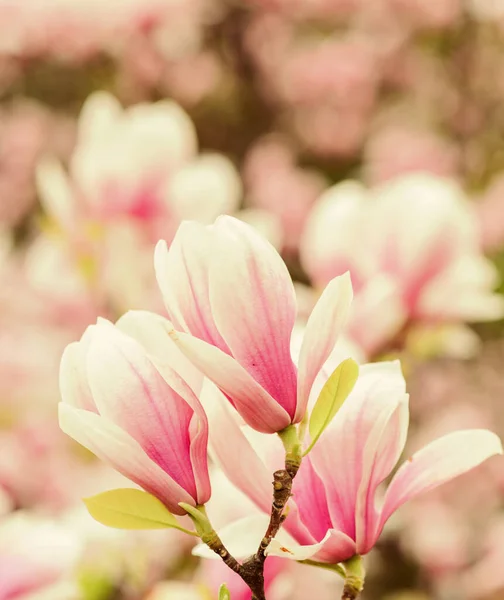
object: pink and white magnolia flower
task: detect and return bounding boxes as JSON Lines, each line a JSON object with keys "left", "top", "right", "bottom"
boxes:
{"left": 196, "top": 362, "right": 502, "bottom": 564}
{"left": 301, "top": 173, "right": 504, "bottom": 357}
{"left": 37, "top": 91, "right": 242, "bottom": 243}
{"left": 58, "top": 316, "right": 210, "bottom": 515}
{"left": 154, "top": 215, "right": 353, "bottom": 433}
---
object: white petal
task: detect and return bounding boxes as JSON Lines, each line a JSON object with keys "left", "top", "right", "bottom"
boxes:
{"left": 192, "top": 515, "right": 270, "bottom": 560}
{"left": 297, "top": 273, "right": 353, "bottom": 421}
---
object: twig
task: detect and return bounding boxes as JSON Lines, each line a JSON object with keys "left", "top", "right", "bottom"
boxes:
{"left": 193, "top": 427, "right": 301, "bottom": 600}
{"left": 257, "top": 469, "right": 293, "bottom": 559}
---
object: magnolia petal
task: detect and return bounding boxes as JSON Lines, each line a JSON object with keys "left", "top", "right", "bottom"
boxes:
{"left": 35, "top": 158, "right": 75, "bottom": 230}
{"left": 300, "top": 181, "right": 367, "bottom": 288}
{"left": 311, "top": 530, "right": 357, "bottom": 564}
{"left": 378, "top": 430, "right": 503, "bottom": 535}
{"left": 290, "top": 458, "right": 333, "bottom": 543}
{"left": 309, "top": 363, "right": 407, "bottom": 540}
{"left": 169, "top": 329, "right": 291, "bottom": 433}
{"left": 297, "top": 273, "right": 353, "bottom": 422}
{"left": 418, "top": 255, "right": 504, "bottom": 322}
{"left": 58, "top": 404, "right": 194, "bottom": 514}
{"left": 267, "top": 528, "right": 356, "bottom": 563}
{"left": 159, "top": 366, "right": 211, "bottom": 506}
{"left": 59, "top": 336, "right": 97, "bottom": 413}
{"left": 76, "top": 91, "right": 122, "bottom": 144}
{"left": 168, "top": 153, "right": 242, "bottom": 224}
{"left": 355, "top": 393, "right": 409, "bottom": 554}
{"left": 209, "top": 216, "right": 298, "bottom": 419}
{"left": 200, "top": 380, "right": 273, "bottom": 513}
{"left": 347, "top": 276, "right": 407, "bottom": 358}
{"left": 116, "top": 310, "right": 203, "bottom": 394}
{"left": 154, "top": 228, "right": 229, "bottom": 351}
{"left": 192, "top": 515, "right": 270, "bottom": 560}
{"left": 86, "top": 324, "right": 197, "bottom": 497}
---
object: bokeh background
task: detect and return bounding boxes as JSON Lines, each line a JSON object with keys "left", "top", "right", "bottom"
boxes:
{"left": 3, "top": 1, "right": 504, "bottom": 599}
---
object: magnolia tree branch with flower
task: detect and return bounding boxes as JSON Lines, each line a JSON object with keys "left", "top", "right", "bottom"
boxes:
{"left": 58, "top": 216, "right": 502, "bottom": 600}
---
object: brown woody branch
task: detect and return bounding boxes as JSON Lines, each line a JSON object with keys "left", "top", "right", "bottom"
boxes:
{"left": 205, "top": 460, "right": 298, "bottom": 600}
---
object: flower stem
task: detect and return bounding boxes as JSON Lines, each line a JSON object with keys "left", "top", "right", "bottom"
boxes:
{"left": 184, "top": 425, "right": 303, "bottom": 600}
{"left": 341, "top": 555, "right": 365, "bottom": 600}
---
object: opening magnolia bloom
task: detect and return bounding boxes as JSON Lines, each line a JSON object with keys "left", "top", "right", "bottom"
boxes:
{"left": 58, "top": 315, "right": 210, "bottom": 515}
{"left": 301, "top": 174, "right": 504, "bottom": 356}
{"left": 195, "top": 362, "right": 502, "bottom": 563}
{"left": 155, "top": 215, "right": 353, "bottom": 433}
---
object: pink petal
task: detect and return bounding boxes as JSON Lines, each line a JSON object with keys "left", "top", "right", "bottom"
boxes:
{"left": 116, "top": 310, "right": 203, "bottom": 394}
{"left": 346, "top": 275, "right": 406, "bottom": 358}
{"left": 58, "top": 404, "right": 194, "bottom": 514}
{"left": 311, "top": 530, "right": 358, "bottom": 564}
{"left": 200, "top": 380, "right": 273, "bottom": 513}
{"left": 291, "top": 458, "right": 332, "bottom": 543}
{"left": 355, "top": 393, "right": 409, "bottom": 554}
{"left": 297, "top": 273, "right": 353, "bottom": 421}
{"left": 378, "top": 430, "right": 503, "bottom": 536}
{"left": 209, "top": 216, "right": 298, "bottom": 419}
{"left": 155, "top": 364, "right": 211, "bottom": 506}
{"left": 154, "top": 226, "right": 229, "bottom": 351}
{"left": 86, "top": 324, "right": 197, "bottom": 499}
{"left": 169, "top": 328, "right": 291, "bottom": 433}
{"left": 309, "top": 362, "right": 407, "bottom": 541}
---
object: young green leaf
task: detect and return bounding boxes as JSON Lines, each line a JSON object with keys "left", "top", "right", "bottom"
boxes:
{"left": 83, "top": 488, "right": 197, "bottom": 534}
{"left": 218, "top": 583, "right": 231, "bottom": 600}
{"left": 304, "top": 358, "right": 359, "bottom": 455}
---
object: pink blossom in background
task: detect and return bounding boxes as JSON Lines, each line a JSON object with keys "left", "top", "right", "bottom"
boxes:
{"left": 155, "top": 216, "right": 353, "bottom": 432}
{"left": 194, "top": 363, "right": 501, "bottom": 565}
{"left": 301, "top": 173, "right": 504, "bottom": 357}
{"left": 63, "top": 502, "right": 195, "bottom": 597}
{"left": 243, "top": 137, "right": 327, "bottom": 253}
{"left": 0, "top": 0, "right": 183, "bottom": 62}
{"left": 58, "top": 318, "right": 210, "bottom": 514}
{"left": 364, "top": 125, "right": 460, "bottom": 185}
{"left": 243, "top": 0, "right": 360, "bottom": 19}
{"left": 477, "top": 172, "right": 504, "bottom": 253}
{"left": 0, "top": 512, "right": 81, "bottom": 600}
{"left": 385, "top": 0, "right": 462, "bottom": 30}
{"left": 462, "top": 515, "right": 504, "bottom": 598}
{"left": 36, "top": 91, "right": 241, "bottom": 314}
{"left": 245, "top": 22, "right": 382, "bottom": 157}
{"left": 38, "top": 91, "right": 241, "bottom": 242}
{"left": 0, "top": 100, "right": 74, "bottom": 227}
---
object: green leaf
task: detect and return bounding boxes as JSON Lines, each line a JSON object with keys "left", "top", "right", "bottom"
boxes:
{"left": 83, "top": 488, "right": 197, "bottom": 534}
{"left": 218, "top": 584, "right": 231, "bottom": 600}
{"left": 304, "top": 358, "right": 359, "bottom": 455}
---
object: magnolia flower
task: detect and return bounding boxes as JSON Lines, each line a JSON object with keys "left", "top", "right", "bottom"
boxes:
{"left": 195, "top": 362, "right": 502, "bottom": 564}
{"left": 301, "top": 173, "right": 504, "bottom": 357}
{"left": 155, "top": 215, "right": 353, "bottom": 433}
{"left": 58, "top": 316, "right": 210, "bottom": 515}
{"left": 37, "top": 91, "right": 241, "bottom": 242}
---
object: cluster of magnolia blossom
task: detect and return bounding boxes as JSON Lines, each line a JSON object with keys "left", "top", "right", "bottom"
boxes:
{"left": 57, "top": 216, "right": 501, "bottom": 600}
